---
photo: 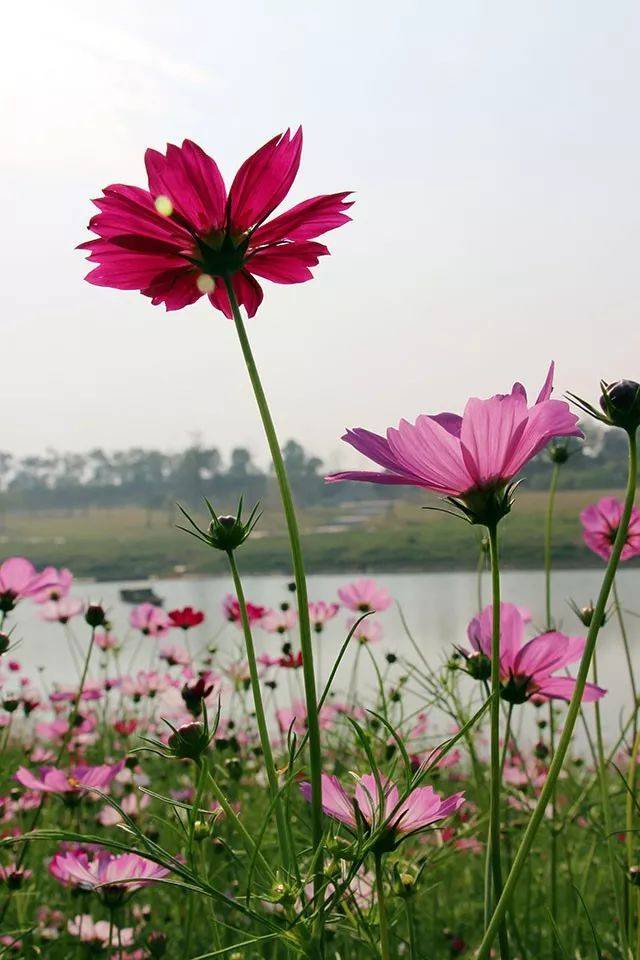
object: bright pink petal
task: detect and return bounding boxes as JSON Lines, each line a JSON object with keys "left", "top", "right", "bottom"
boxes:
{"left": 228, "top": 129, "right": 303, "bottom": 232}
{"left": 250, "top": 192, "right": 353, "bottom": 246}
{"left": 246, "top": 241, "right": 329, "bottom": 283}
{"left": 535, "top": 676, "right": 606, "bottom": 703}
{"left": 208, "top": 270, "right": 264, "bottom": 319}
{"left": 145, "top": 140, "right": 226, "bottom": 233}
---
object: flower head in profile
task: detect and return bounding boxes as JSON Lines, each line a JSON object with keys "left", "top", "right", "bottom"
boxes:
{"left": 463, "top": 603, "right": 605, "bottom": 704}
{"left": 260, "top": 608, "right": 298, "bottom": 634}
{"left": 301, "top": 772, "right": 464, "bottom": 852}
{"left": 79, "top": 129, "right": 352, "bottom": 317}
{"left": 580, "top": 496, "right": 640, "bottom": 562}
{"left": 349, "top": 617, "right": 383, "bottom": 645}
{"left": 0, "top": 557, "right": 54, "bottom": 613}
{"left": 222, "top": 593, "right": 266, "bottom": 626}
{"left": 308, "top": 600, "right": 340, "bottom": 632}
{"left": 15, "top": 761, "right": 124, "bottom": 797}
{"left": 31, "top": 567, "right": 73, "bottom": 603}
{"left": 327, "top": 365, "right": 582, "bottom": 525}
{"left": 40, "top": 597, "right": 84, "bottom": 624}
{"left": 338, "top": 578, "right": 391, "bottom": 613}
{"left": 129, "top": 603, "right": 170, "bottom": 637}
{"left": 49, "top": 849, "right": 169, "bottom": 904}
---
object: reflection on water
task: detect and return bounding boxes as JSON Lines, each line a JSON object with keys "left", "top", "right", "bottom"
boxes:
{"left": 8, "top": 568, "right": 639, "bottom": 742}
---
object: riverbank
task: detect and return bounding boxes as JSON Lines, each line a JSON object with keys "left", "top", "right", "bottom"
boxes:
{"left": 0, "top": 488, "right": 626, "bottom": 579}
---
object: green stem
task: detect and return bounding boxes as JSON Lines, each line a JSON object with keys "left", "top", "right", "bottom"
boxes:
{"left": 486, "top": 522, "right": 510, "bottom": 958}
{"left": 477, "top": 427, "right": 638, "bottom": 959}
{"left": 224, "top": 278, "right": 324, "bottom": 913}
{"left": 226, "top": 549, "right": 292, "bottom": 870}
{"left": 626, "top": 728, "right": 640, "bottom": 940}
{"left": 544, "top": 461, "right": 560, "bottom": 956}
{"left": 374, "top": 852, "right": 391, "bottom": 960}
{"left": 544, "top": 462, "right": 560, "bottom": 630}
{"left": 592, "top": 650, "right": 627, "bottom": 946}
{"left": 614, "top": 578, "right": 638, "bottom": 746}
{"left": 406, "top": 898, "right": 417, "bottom": 960}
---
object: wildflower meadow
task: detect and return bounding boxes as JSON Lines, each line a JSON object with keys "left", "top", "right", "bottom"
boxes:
{"left": 2, "top": 128, "right": 640, "bottom": 960}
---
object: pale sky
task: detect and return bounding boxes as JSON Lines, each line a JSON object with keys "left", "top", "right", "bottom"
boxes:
{"left": 3, "top": 1, "right": 639, "bottom": 471}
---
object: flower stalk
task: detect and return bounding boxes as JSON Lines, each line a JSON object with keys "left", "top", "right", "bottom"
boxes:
{"left": 224, "top": 278, "right": 324, "bottom": 914}
{"left": 477, "top": 426, "right": 638, "bottom": 959}
{"left": 226, "top": 548, "right": 292, "bottom": 870}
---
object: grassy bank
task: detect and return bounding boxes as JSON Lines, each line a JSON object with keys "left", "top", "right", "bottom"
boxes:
{"left": 0, "top": 488, "right": 621, "bottom": 580}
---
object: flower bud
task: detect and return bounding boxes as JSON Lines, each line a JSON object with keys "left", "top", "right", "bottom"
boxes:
{"left": 181, "top": 677, "right": 214, "bottom": 717}
{"left": 193, "top": 820, "right": 211, "bottom": 842}
{"left": 466, "top": 652, "right": 491, "bottom": 682}
{"left": 0, "top": 634, "right": 9, "bottom": 655}
{"left": 177, "top": 497, "right": 261, "bottom": 553}
{"left": 600, "top": 380, "right": 640, "bottom": 431}
{"left": 147, "top": 931, "right": 168, "bottom": 957}
{"left": 2, "top": 697, "right": 19, "bottom": 713}
{"left": 270, "top": 878, "right": 297, "bottom": 907}
{"left": 85, "top": 603, "right": 107, "bottom": 628}
{"left": 168, "top": 721, "right": 211, "bottom": 761}
{"left": 533, "top": 741, "right": 549, "bottom": 760}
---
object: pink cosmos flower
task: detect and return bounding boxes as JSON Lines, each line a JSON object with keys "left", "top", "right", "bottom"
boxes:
{"left": 129, "top": 604, "right": 170, "bottom": 637}
{"left": 580, "top": 496, "right": 640, "bottom": 562}
{"left": 327, "top": 365, "right": 582, "bottom": 520}
{"left": 15, "top": 761, "right": 124, "bottom": 796}
{"left": 50, "top": 849, "right": 169, "bottom": 897}
{"left": 222, "top": 594, "right": 266, "bottom": 626}
{"left": 67, "top": 915, "right": 134, "bottom": 947}
{"left": 465, "top": 603, "right": 605, "bottom": 704}
{"left": 301, "top": 772, "right": 464, "bottom": 844}
{"left": 260, "top": 608, "right": 298, "bottom": 634}
{"left": 95, "top": 632, "right": 121, "bottom": 652}
{"left": 337, "top": 578, "right": 391, "bottom": 613}
{"left": 349, "top": 616, "right": 383, "bottom": 645}
{"left": 31, "top": 567, "right": 73, "bottom": 604}
{"left": 159, "top": 642, "right": 190, "bottom": 667}
{"left": 39, "top": 597, "right": 84, "bottom": 624}
{"left": 79, "top": 129, "right": 352, "bottom": 317}
{"left": 0, "top": 557, "right": 54, "bottom": 612}
{"left": 308, "top": 600, "right": 340, "bottom": 631}
{"left": 97, "top": 792, "right": 150, "bottom": 827}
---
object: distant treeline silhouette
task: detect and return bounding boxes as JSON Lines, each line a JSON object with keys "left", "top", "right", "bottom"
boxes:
{"left": 0, "top": 423, "right": 627, "bottom": 514}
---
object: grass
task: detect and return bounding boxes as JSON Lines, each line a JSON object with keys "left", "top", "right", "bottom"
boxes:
{"left": 0, "top": 487, "right": 620, "bottom": 579}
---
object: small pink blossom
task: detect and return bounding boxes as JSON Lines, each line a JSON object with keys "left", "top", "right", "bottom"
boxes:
{"left": 50, "top": 848, "right": 169, "bottom": 896}
{"left": 67, "top": 915, "right": 134, "bottom": 947}
{"left": 465, "top": 603, "right": 606, "bottom": 704}
{"left": 308, "top": 601, "right": 340, "bottom": 630}
{"left": 260, "top": 608, "right": 298, "bottom": 634}
{"left": 31, "top": 567, "right": 74, "bottom": 604}
{"left": 0, "top": 557, "right": 55, "bottom": 612}
{"left": 338, "top": 579, "right": 391, "bottom": 613}
{"left": 129, "top": 604, "right": 170, "bottom": 637}
{"left": 580, "top": 496, "right": 640, "bottom": 562}
{"left": 349, "top": 617, "right": 383, "bottom": 645}
{"left": 222, "top": 594, "right": 266, "bottom": 626}
{"left": 40, "top": 597, "right": 84, "bottom": 624}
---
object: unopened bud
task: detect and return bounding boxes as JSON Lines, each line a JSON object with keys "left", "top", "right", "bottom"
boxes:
{"left": 85, "top": 603, "right": 107, "bottom": 628}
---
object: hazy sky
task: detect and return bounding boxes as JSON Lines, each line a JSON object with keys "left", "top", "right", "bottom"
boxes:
{"left": 3, "top": 1, "right": 639, "bottom": 471}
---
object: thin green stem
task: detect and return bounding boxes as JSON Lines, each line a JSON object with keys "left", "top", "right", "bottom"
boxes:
{"left": 487, "top": 521, "right": 510, "bottom": 958}
{"left": 406, "top": 899, "right": 417, "bottom": 960}
{"left": 626, "top": 728, "right": 640, "bottom": 940}
{"left": 374, "top": 852, "right": 391, "bottom": 960}
{"left": 614, "top": 578, "right": 638, "bottom": 747}
{"left": 544, "top": 462, "right": 560, "bottom": 630}
{"left": 224, "top": 278, "right": 323, "bottom": 917}
{"left": 544, "top": 461, "right": 560, "bottom": 956}
{"left": 226, "top": 549, "right": 292, "bottom": 870}
{"left": 477, "top": 427, "right": 638, "bottom": 959}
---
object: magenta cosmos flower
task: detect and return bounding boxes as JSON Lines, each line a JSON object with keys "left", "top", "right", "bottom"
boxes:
{"left": 79, "top": 128, "right": 352, "bottom": 317}
{"left": 222, "top": 593, "right": 266, "bottom": 626}
{"left": 15, "top": 761, "right": 124, "bottom": 796}
{"left": 50, "top": 849, "right": 169, "bottom": 902}
{"left": 327, "top": 365, "right": 582, "bottom": 524}
{"left": 338, "top": 578, "right": 391, "bottom": 613}
{"left": 580, "top": 496, "right": 640, "bottom": 562}
{"left": 464, "top": 603, "right": 605, "bottom": 704}
{"left": 301, "top": 773, "right": 464, "bottom": 849}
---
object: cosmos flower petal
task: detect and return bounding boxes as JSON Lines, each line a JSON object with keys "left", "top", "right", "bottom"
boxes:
{"left": 250, "top": 192, "right": 354, "bottom": 246}
{"left": 228, "top": 128, "right": 303, "bottom": 232}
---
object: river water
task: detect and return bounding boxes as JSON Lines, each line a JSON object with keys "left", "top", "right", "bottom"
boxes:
{"left": 6, "top": 567, "right": 639, "bottom": 743}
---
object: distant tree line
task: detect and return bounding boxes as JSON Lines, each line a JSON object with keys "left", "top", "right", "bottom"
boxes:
{"left": 0, "top": 422, "right": 627, "bottom": 516}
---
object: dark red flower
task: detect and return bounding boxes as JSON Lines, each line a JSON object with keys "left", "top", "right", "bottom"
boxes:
{"left": 168, "top": 606, "right": 205, "bottom": 630}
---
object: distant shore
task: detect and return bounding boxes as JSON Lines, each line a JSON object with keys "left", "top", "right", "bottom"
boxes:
{"left": 0, "top": 489, "right": 628, "bottom": 580}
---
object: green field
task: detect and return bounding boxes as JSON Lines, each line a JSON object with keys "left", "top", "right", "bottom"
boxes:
{"left": 0, "top": 488, "right": 622, "bottom": 580}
